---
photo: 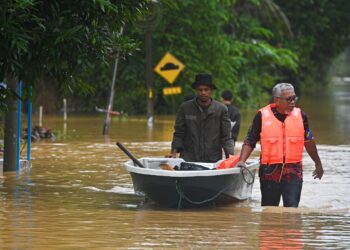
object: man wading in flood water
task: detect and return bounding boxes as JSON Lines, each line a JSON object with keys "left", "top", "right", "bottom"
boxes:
{"left": 167, "top": 73, "right": 234, "bottom": 162}
{"left": 236, "top": 83, "right": 324, "bottom": 207}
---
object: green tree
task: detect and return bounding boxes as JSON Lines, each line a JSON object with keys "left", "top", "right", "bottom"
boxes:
{"left": 0, "top": 0, "right": 147, "bottom": 171}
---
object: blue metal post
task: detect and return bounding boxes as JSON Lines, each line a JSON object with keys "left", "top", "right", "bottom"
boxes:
{"left": 27, "top": 85, "right": 32, "bottom": 161}
{"left": 16, "top": 80, "right": 22, "bottom": 172}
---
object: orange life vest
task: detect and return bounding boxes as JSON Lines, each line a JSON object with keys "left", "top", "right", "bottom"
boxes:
{"left": 260, "top": 104, "right": 304, "bottom": 164}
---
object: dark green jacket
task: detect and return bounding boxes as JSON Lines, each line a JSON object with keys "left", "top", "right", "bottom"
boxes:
{"left": 171, "top": 98, "right": 234, "bottom": 162}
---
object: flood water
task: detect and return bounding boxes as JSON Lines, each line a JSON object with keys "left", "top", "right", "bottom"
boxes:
{"left": 1, "top": 82, "right": 350, "bottom": 249}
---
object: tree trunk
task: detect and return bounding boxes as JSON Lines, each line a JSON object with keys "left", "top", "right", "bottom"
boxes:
{"left": 3, "top": 76, "right": 18, "bottom": 172}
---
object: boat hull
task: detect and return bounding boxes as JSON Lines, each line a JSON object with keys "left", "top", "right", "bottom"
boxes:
{"left": 123, "top": 158, "right": 258, "bottom": 208}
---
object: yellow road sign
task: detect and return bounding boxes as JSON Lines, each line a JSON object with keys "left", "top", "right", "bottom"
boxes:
{"left": 154, "top": 52, "right": 185, "bottom": 84}
{"left": 163, "top": 86, "right": 182, "bottom": 96}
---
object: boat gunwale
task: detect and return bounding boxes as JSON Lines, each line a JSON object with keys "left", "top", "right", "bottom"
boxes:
{"left": 123, "top": 158, "right": 259, "bottom": 177}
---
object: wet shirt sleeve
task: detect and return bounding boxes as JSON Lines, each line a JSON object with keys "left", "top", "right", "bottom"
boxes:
{"left": 302, "top": 111, "right": 314, "bottom": 141}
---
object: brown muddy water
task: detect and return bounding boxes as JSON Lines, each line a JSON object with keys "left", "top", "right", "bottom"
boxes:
{"left": 1, "top": 83, "right": 350, "bottom": 249}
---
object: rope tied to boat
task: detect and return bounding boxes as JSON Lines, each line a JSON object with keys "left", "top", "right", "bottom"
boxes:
{"left": 175, "top": 165, "right": 255, "bottom": 208}
{"left": 175, "top": 179, "right": 233, "bottom": 209}
{"left": 240, "top": 165, "right": 255, "bottom": 185}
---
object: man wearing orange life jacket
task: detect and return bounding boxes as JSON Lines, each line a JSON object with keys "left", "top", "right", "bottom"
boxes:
{"left": 236, "top": 83, "right": 324, "bottom": 207}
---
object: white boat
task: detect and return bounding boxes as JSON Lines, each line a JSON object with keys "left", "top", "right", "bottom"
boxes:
{"left": 123, "top": 157, "right": 259, "bottom": 208}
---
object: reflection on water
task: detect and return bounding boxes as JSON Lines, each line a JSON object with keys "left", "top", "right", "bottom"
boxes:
{"left": 258, "top": 211, "right": 304, "bottom": 249}
{"left": 1, "top": 84, "right": 350, "bottom": 248}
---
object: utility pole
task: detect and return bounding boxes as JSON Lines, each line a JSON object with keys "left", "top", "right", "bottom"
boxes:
{"left": 145, "top": 21, "right": 154, "bottom": 125}
{"left": 135, "top": 0, "right": 161, "bottom": 126}
{"left": 102, "top": 28, "right": 123, "bottom": 135}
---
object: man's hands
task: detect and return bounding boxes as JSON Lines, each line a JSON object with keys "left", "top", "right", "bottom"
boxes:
{"left": 304, "top": 140, "right": 324, "bottom": 180}
{"left": 312, "top": 163, "right": 324, "bottom": 179}
{"left": 234, "top": 160, "right": 246, "bottom": 168}
{"left": 165, "top": 153, "right": 176, "bottom": 158}
{"left": 165, "top": 149, "right": 177, "bottom": 158}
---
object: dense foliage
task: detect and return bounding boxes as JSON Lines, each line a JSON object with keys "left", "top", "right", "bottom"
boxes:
{"left": 68, "top": 0, "right": 350, "bottom": 114}
{"left": 1, "top": 0, "right": 350, "bottom": 114}
{"left": 70, "top": 0, "right": 300, "bottom": 114}
{"left": 0, "top": 0, "right": 147, "bottom": 111}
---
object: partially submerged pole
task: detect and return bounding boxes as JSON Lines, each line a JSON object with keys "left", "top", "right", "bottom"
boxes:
{"left": 146, "top": 22, "right": 154, "bottom": 125}
{"left": 63, "top": 98, "right": 67, "bottom": 122}
{"left": 39, "top": 105, "right": 43, "bottom": 127}
{"left": 102, "top": 52, "right": 120, "bottom": 135}
{"left": 102, "top": 27, "right": 124, "bottom": 135}
{"left": 143, "top": 0, "right": 162, "bottom": 126}
{"left": 16, "top": 80, "right": 22, "bottom": 172}
{"left": 27, "top": 85, "right": 32, "bottom": 162}
{"left": 63, "top": 98, "right": 67, "bottom": 138}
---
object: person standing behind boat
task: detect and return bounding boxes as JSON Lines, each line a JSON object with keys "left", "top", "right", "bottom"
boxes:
{"left": 235, "top": 83, "right": 324, "bottom": 207}
{"left": 167, "top": 73, "right": 234, "bottom": 163}
{"left": 221, "top": 90, "right": 241, "bottom": 146}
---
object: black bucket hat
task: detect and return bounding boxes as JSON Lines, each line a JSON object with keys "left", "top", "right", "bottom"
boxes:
{"left": 191, "top": 73, "right": 216, "bottom": 89}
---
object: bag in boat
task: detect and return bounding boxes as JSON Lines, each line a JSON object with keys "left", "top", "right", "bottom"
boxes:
{"left": 174, "top": 162, "right": 210, "bottom": 171}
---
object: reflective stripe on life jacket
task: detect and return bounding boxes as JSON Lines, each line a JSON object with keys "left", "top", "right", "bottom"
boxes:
{"left": 260, "top": 104, "right": 304, "bottom": 164}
